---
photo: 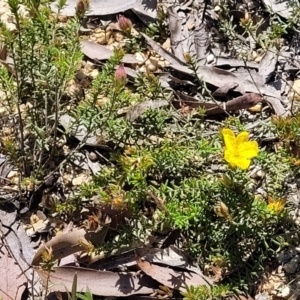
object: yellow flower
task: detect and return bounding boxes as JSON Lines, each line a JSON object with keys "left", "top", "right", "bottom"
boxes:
{"left": 267, "top": 196, "right": 286, "bottom": 214}
{"left": 222, "top": 128, "right": 259, "bottom": 170}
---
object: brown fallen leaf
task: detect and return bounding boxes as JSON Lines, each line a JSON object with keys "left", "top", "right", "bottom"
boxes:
{"left": 261, "top": 0, "right": 292, "bottom": 19}
{"left": 35, "top": 266, "right": 158, "bottom": 296}
{"left": 136, "top": 258, "right": 211, "bottom": 292}
{"left": 132, "top": 0, "right": 157, "bottom": 25}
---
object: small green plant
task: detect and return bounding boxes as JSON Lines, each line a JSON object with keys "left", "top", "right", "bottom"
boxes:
{"left": 64, "top": 274, "right": 94, "bottom": 300}
{"left": 145, "top": 8, "right": 169, "bottom": 41}
{"left": 181, "top": 284, "right": 232, "bottom": 300}
{"left": 271, "top": 114, "right": 300, "bottom": 159}
{"left": 77, "top": 288, "right": 93, "bottom": 300}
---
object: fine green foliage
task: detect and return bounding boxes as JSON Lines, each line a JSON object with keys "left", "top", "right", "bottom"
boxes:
{"left": 182, "top": 284, "right": 232, "bottom": 300}
{"left": 145, "top": 8, "right": 169, "bottom": 41}
{"left": 0, "top": 0, "right": 82, "bottom": 181}
{"left": 1, "top": 0, "right": 299, "bottom": 297}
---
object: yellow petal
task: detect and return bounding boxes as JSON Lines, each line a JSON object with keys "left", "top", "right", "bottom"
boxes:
{"left": 232, "top": 157, "right": 251, "bottom": 170}
{"left": 236, "top": 131, "right": 249, "bottom": 144}
{"left": 238, "top": 141, "right": 259, "bottom": 158}
{"left": 224, "top": 149, "right": 238, "bottom": 167}
{"left": 224, "top": 148, "right": 251, "bottom": 170}
{"left": 267, "top": 198, "right": 286, "bottom": 214}
{"left": 222, "top": 128, "right": 236, "bottom": 151}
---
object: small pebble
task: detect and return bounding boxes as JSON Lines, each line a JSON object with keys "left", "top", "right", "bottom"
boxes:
{"left": 279, "top": 285, "right": 291, "bottom": 298}
{"left": 283, "top": 256, "right": 300, "bottom": 274}
{"left": 88, "top": 152, "right": 98, "bottom": 161}
{"left": 206, "top": 54, "right": 215, "bottom": 64}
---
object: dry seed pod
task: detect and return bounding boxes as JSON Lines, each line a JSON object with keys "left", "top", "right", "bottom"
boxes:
{"left": 95, "top": 96, "right": 109, "bottom": 107}
{"left": 248, "top": 103, "right": 262, "bottom": 113}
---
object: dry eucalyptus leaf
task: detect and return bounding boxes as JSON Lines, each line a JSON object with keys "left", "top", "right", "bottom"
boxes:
{"left": 0, "top": 245, "right": 26, "bottom": 300}
{"left": 194, "top": 22, "right": 210, "bottom": 66}
{"left": 136, "top": 257, "right": 211, "bottom": 292}
{"left": 261, "top": 0, "right": 292, "bottom": 19}
{"left": 205, "top": 93, "right": 262, "bottom": 115}
{"left": 135, "top": 246, "right": 210, "bottom": 278}
{"left": 141, "top": 32, "right": 279, "bottom": 98}
{"left": 35, "top": 266, "right": 158, "bottom": 296}
{"left": 258, "top": 47, "right": 278, "bottom": 83}
{"left": 51, "top": 0, "right": 137, "bottom": 16}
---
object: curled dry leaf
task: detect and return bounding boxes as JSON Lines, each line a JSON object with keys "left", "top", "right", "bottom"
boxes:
{"left": 32, "top": 227, "right": 108, "bottom": 266}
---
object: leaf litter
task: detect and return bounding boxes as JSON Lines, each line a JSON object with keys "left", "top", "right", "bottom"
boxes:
{"left": 1, "top": 0, "right": 300, "bottom": 299}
